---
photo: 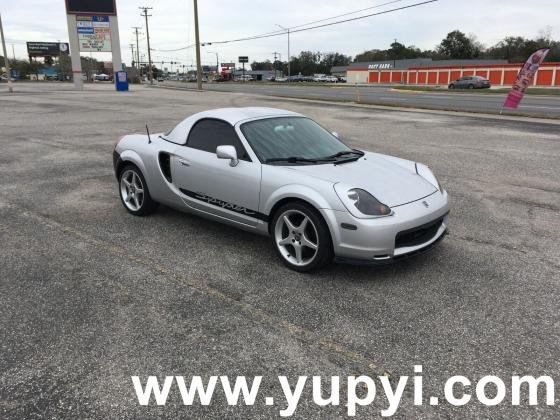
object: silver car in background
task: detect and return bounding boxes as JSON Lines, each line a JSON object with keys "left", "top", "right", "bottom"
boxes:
{"left": 114, "top": 107, "right": 449, "bottom": 271}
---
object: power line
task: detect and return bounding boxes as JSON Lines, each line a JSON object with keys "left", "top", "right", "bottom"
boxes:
{"left": 150, "top": 0, "right": 436, "bottom": 52}
{"left": 210, "top": 0, "right": 438, "bottom": 45}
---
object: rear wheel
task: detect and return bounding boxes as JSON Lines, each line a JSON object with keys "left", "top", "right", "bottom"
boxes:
{"left": 468, "top": 84, "right": 474, "bottom": 89}
{"left": 271, "top": 202, "right": 333, "bottom": 272}
{"left": 119, "top": 165, "right": 158, "bottom": 216}
{"left": 448, "top": 84, "right": 455, "bottom": 89}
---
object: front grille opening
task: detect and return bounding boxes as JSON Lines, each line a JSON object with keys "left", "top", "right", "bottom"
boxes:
{"left": 395, "top": 217, "right": 443, "bottom": 249}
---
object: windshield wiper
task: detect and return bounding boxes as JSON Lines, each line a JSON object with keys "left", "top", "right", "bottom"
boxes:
{"left": 265, "top": 156, "right": 332, "bottom": 164}
{"left": 323, "top": 149, "right": 365, "bottom": 159}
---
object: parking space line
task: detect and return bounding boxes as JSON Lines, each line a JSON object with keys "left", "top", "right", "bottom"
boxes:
{"left": 6, "top": 202, "right": 391, "bottom": 378}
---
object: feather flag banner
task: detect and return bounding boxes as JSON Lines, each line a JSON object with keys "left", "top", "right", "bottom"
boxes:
{"left": 503, "top": 48, "right": 550, "bottom": 109}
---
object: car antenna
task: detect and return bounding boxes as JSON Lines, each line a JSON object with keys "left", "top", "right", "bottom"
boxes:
{"left": 145, "top": 124, "right": 152, "bottom": 144}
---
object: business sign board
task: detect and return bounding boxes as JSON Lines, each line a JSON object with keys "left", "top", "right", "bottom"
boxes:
{"left": 66, "top": 0, "right": 116, "bottom": 15}
{"left": 221, "top": 62, "right": 235, "bottom": 68}
{"left": 77, "top": 15, "right": 111, "bottom": 52}
{"left": 27, "top": 42, "right": 70, "bottom": 57}
{"left": 238, "top": 56, "right": 249, "bottom": 63}
{"left": 368, "top": 63, "right": 393, "bottom": 70}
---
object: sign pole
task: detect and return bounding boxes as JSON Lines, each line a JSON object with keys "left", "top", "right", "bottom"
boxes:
{"left": 0, "top": 13, "right": 13, "bottom": 93}
{"left": 66, "top": 13, "right": 83, "bottom": 90}
{"left": 109, "top": 15, "right": 122, "bottom": 74}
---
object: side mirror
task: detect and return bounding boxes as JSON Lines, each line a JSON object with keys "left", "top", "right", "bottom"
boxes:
{"left": 332, "top": 132, "right": 340, "bottom": 139}
{"left": 216, "top": 145, "right": 239, "bottom": 167}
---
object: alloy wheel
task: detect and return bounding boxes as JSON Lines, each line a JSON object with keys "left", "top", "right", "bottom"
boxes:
{"left": 120, "top": 169, "right": 145, "bottom": 211}
{"left": 274, "top": 209, "right": 319, "bottom": 267}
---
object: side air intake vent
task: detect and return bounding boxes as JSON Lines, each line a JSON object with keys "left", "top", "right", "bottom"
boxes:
{"left": 159, "top": 152, "right": 172, "bottom": 182}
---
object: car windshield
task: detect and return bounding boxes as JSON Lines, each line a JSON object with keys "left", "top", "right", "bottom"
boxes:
{"left": 240, "top": 116, "right": 352, "bottom": 164}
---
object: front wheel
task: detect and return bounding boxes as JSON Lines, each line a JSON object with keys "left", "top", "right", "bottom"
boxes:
{"left": 271, "top": 202, "right": 333, "bottom": 272}
{"left": 468, "top": 84, "right": 474, "bottom": 89}
{"left": 119, "top": 165, "right": 158, "bottom": 216}
{"left": 448, "top": 84, "right": 455, "bottom": 89}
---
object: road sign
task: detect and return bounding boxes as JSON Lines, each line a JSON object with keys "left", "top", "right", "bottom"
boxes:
{"left": 77, "top": 15, "right": 111, "bottom": 52}
{"left": 238, "top": 56, "right": 249, "bottom": 63}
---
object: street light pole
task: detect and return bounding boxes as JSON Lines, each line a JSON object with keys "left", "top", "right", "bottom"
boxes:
{"left": 193, "top": 0, "right": 203, "bottom": 90}
{"left": 276, "top": 24, "right": 290, "bottom": 81}
{"left": 208, "top": 51, "right": 218, "bottom": 74}
{"left": 0, "top": 12, "right": 13, "bottom": 93}
{"left": 273, "top": 52, "right": 281, "bottom": 79}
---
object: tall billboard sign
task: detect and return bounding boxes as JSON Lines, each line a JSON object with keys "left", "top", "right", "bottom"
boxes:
{"left": 76, "top": 15, "right": 111, "bottom": 52}
{"left": 66, "top": 0, "right": 116, "bottom": 15}
{"left": 27, "top": 42, "right": 69, "bottom": 57}
{"left": 65, "top": 0, "right": 122, "bottom": 90}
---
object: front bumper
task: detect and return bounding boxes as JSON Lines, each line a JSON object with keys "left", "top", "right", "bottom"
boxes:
{"left": 322, "top": 190, "right": 450, "bottom": 263}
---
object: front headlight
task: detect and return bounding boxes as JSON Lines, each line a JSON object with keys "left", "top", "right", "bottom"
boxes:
{"left": 334, "top": 185, "right": 392, "bottom": 218}
{"left": 415, "top": 163, "right": 443, "bottom": 193}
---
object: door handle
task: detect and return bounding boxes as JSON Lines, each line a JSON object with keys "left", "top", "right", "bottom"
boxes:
{"left": 178, "top": 158, "right": 191, "bottom": 167}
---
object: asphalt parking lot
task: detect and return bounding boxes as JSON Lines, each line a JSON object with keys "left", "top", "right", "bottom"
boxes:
{"left": 1, "top": 83, "right": 559, "bottom": 418}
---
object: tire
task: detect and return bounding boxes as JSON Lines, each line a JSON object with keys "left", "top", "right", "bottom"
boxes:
{"left": 448, "top": 84, "right": 455, "bottom": 89}
{"left": 468, "top": 84, "right": 474, "bottom": 89}
{"left": 118, "top": 164, "right": 158, "bottom": 216}
{"left": 270, "top": 202, "right": 333, "bottom": 272}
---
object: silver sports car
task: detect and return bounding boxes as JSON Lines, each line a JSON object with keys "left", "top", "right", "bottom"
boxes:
{"left": 114, "top": 107, "right": 449, "bottom": 271}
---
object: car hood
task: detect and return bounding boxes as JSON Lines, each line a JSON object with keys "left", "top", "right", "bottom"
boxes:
{"left": 282, "top": 153, "right": 437, "bottom": 207}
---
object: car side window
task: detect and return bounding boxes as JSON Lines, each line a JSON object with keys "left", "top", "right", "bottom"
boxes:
{"left": 186, "top": 118, "right": 251, "bottom": 161}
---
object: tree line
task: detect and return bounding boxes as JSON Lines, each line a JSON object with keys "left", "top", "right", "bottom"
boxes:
{"left": 250, "top": 29, "right": 560, "bottom": 76}
{"left": 2, "top": 29, "right": 558, "bottom": 78}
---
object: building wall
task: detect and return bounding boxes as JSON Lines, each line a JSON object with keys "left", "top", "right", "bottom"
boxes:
{"left": 347, "top": 63, "right": 560, "bottom": 87}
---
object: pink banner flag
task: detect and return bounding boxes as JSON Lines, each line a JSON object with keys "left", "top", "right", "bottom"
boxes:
{"left": 503, "top": 48, "right": 550, "bottom": 109}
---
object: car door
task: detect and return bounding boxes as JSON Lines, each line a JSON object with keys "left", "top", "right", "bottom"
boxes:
{"left": 171, "top": 118, "right": 262, "bottom": 228}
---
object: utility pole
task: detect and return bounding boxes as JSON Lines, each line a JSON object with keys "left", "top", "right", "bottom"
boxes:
{"left": 132, "top": 26, "right": 141, "bottom": 73}
{"left": 11, "top": 43, "right": 15, "bottom": 61}
{"left": 0, "top": 13, "right": 13, "bottom": 93}
{"left": 139, "top": 7, "right": 153, "bottom": 84}
{"left": 193, "top": 0, "right": 203, "bottom": 90}
{"left": 276, "top": 24, "right": 290, "bottom": 81}
{"left": 130, "top": 44, "right": 135, "bottom": 67}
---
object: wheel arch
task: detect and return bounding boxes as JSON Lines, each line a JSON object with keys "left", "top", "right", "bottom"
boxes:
{"left": 265, "top": 187, "right": 337, "bottom": 249}
{"left": 116, "top": 150, "right": 148, "bottom": 180}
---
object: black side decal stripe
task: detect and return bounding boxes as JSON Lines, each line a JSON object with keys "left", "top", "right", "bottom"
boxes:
{"left": 179, "top": 188, "right": 269, "bottom": 222}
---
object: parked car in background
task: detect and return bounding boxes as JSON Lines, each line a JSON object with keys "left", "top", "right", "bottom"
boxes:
{"left": 448, "top": 75, "right": 491, "bottom": 89}
{"left": 235, "top": 75, "right": 254, "bottom": 82}
{"left": 1, "top": 74, "right": 16, "bottom": 82}
{"left": 94, "top": 73, "right": 110, "bottom": 82}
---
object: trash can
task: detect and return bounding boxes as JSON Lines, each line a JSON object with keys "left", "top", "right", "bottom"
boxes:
{"left": 115, "top": 71, "right": 129, "bottom": 91}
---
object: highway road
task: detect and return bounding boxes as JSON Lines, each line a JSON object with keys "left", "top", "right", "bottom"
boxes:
{"left": 162, "top": 81, "right": 560, "bottom": 119}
